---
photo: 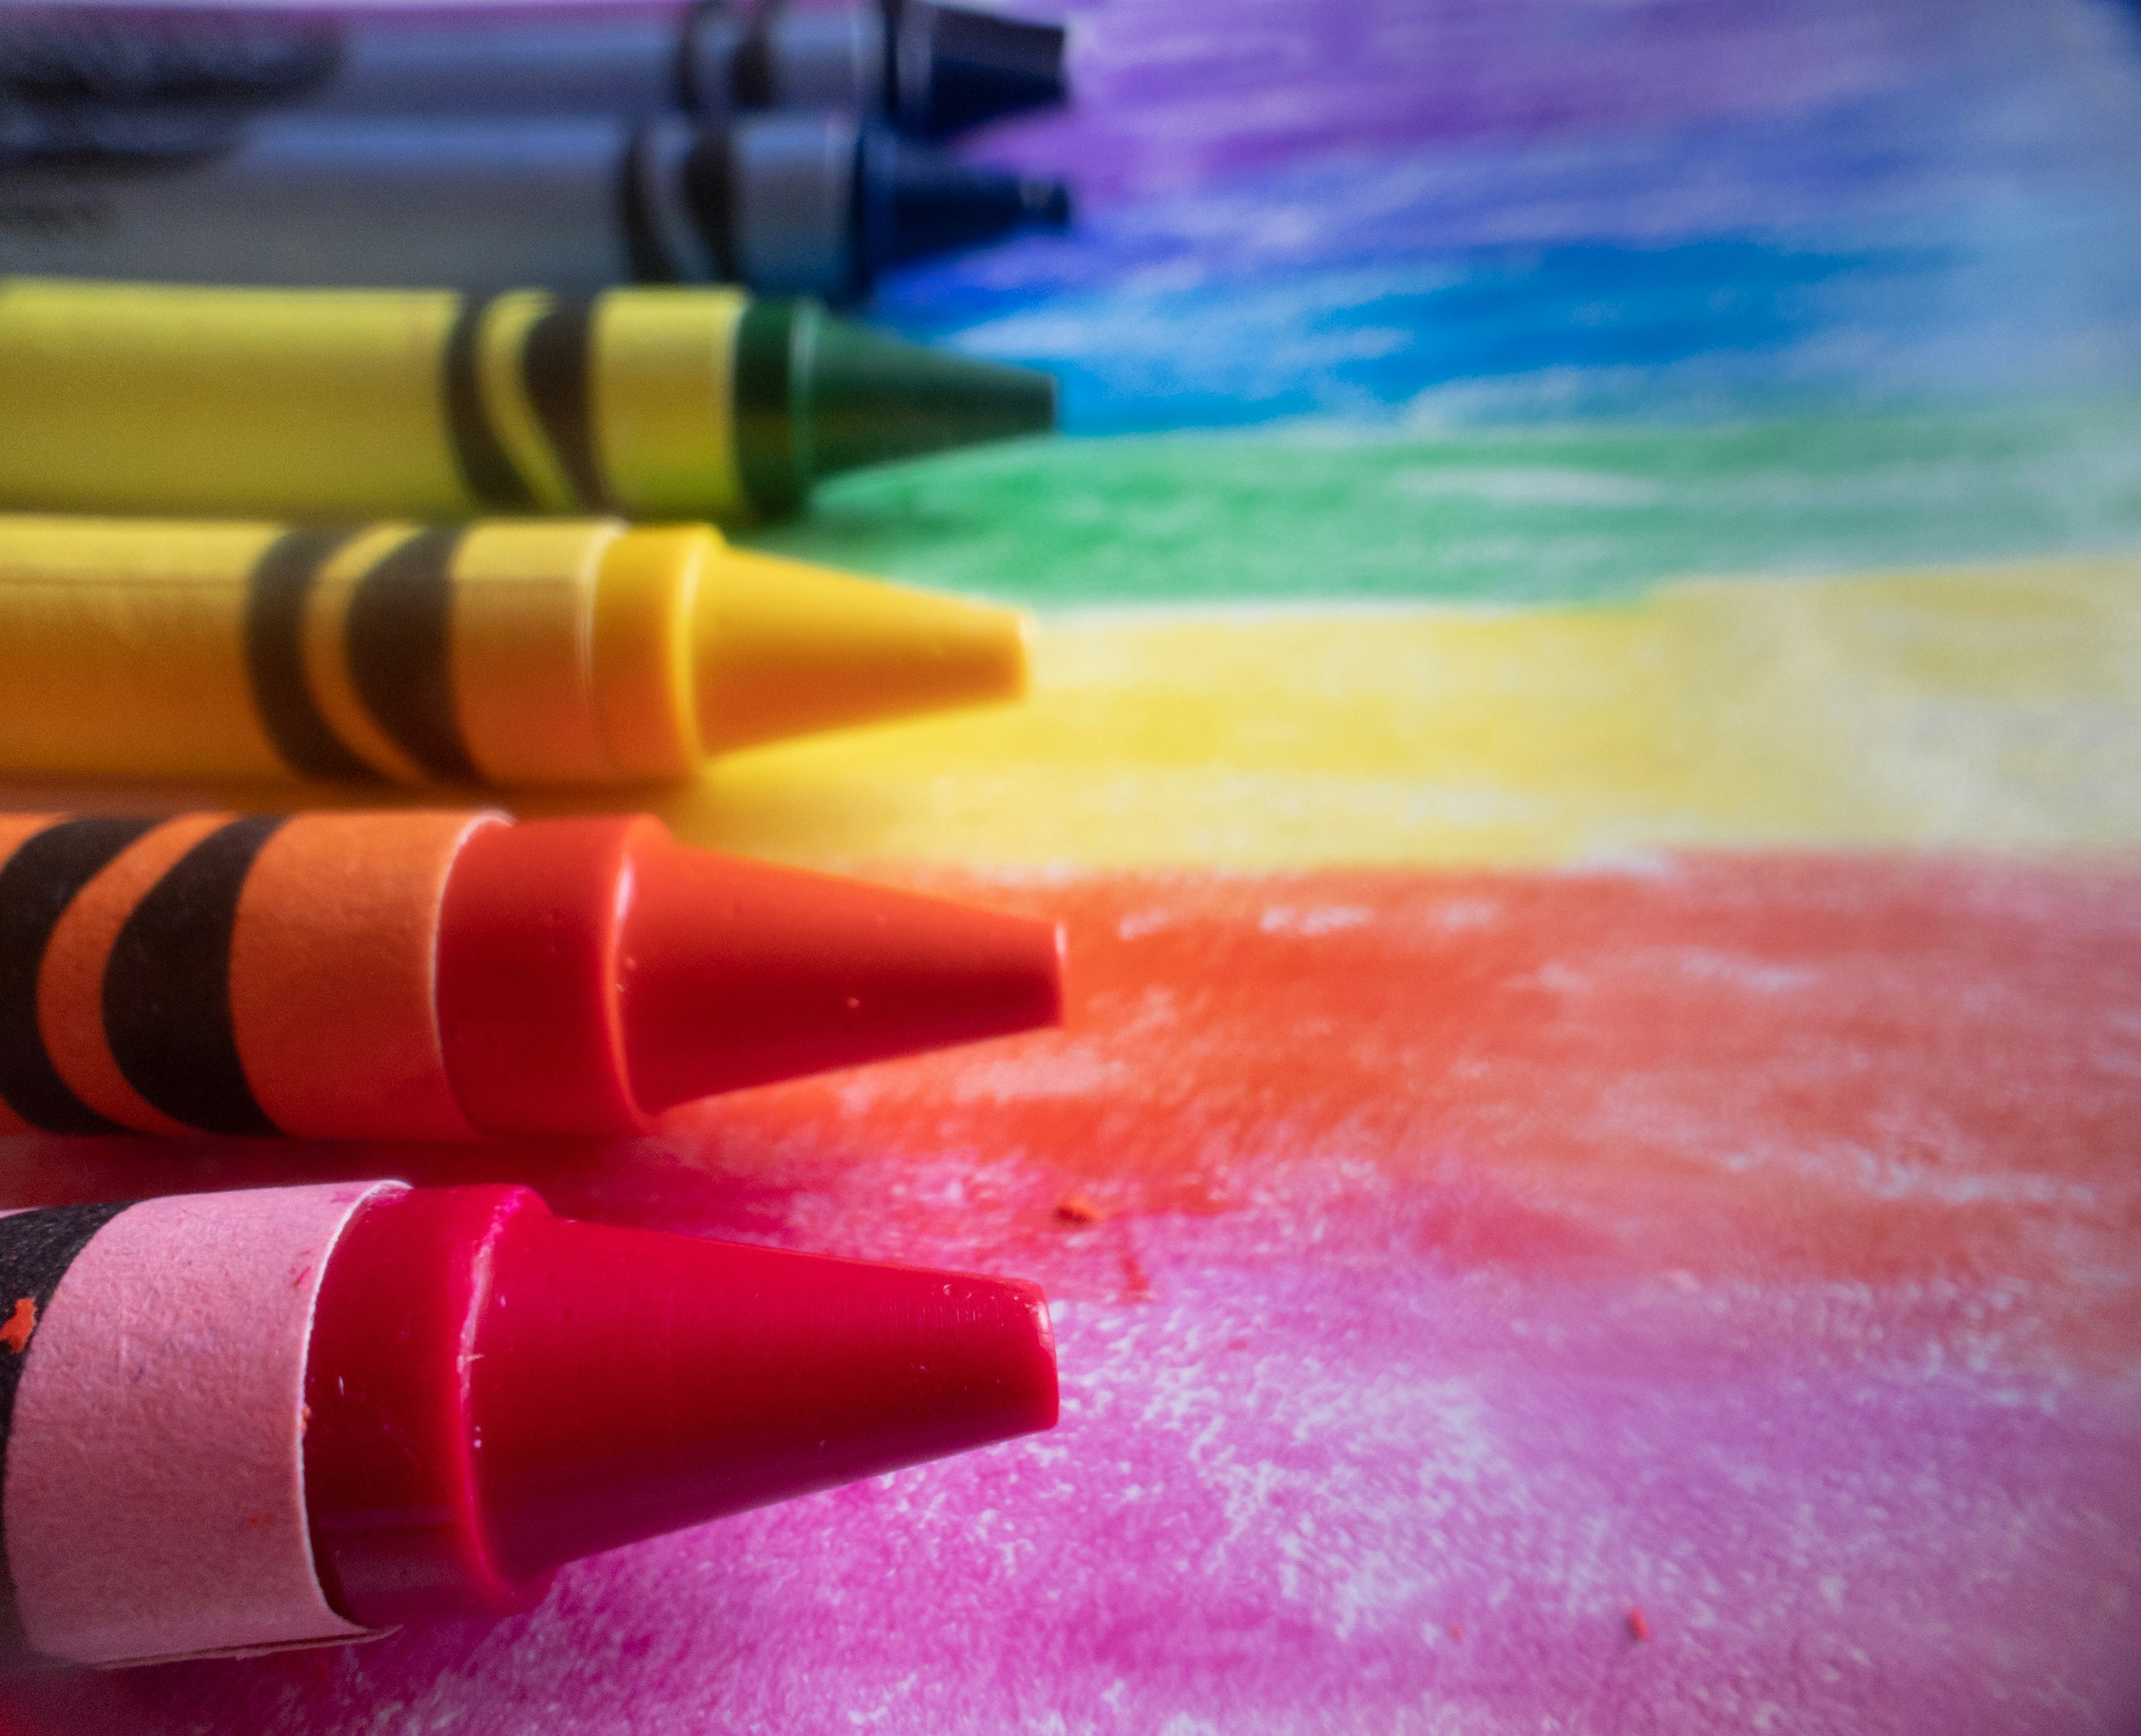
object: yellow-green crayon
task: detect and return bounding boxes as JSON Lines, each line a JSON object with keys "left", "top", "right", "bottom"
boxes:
{"left": 0, "top": 277, "right": 1055, "bottom": 523}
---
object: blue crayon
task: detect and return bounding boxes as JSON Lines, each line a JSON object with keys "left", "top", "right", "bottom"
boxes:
{"left": 0, "top": 1, "right": 1066, "bottom": 138}
{"left": 0, "top": 109, "right": 1071, "bottom": 296}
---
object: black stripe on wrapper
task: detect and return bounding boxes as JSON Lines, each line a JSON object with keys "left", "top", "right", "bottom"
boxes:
{"left": 683, "top": 129, "right": 740, "bottom": 284}
{"left": 731, "top": 21, "right": 774, "bottom": 107}
{"left": 0, "top": 819, "right": 159, "bottom": 1134}
{"left": 441, "top": 297, "right": 540, "bottom": 512}
{"left": 0, "top": 1200, "right": 136, "bottom": 1656}
{"left": 520, "top": 300, "right": 609, "bottom": 513}
{"left": 102, "top": 815, "right": 285, "bottom": 1137}
{"left": 618, "top": 133, "right": 680, "bottom": 285}
{"left": 242, "top": 528, "right": 382, "bottom": 784}
{"left": 342, "top": 528, "right": 481, "bottom": 784}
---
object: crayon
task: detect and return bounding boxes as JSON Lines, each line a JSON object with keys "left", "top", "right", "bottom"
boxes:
{"left": 0, "top": 0, "right": 1068, "bottom": 140}
{"left": 0, "top": 110, "right": 1073, "bottom": 295}
{"left": 0, "top": 811, "right": 1063, "bottom": 1139}
{"left": 0, "top": 514, "right": 1029, "bottom": 785}
{"left": 0, "top": 1179, "right": 1057, "bottom": 1665}
{"left": 0, "top": 278, "right": 1055, "bottom": 521}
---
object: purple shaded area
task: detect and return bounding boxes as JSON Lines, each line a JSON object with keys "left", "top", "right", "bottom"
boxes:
{"left": 967, "top": 0, "right": 2121, "bottom": 209}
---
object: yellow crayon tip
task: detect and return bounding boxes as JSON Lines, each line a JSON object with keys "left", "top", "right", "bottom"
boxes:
{"left": 691, "top": 547, "right": 1031, "bottom": 756}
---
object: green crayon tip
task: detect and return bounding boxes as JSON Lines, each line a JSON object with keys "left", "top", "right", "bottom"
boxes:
{"left": 734, "top": 298, "right": 1057, "bottom": 518}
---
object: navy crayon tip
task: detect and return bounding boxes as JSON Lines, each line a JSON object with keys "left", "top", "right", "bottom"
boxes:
{"left": 1023, "top": 174, "right": 1073, "bottom": 229}
{"left": 905, "top": 1, "right": 1069, "bottom": 138}
{"left": 862, "top": 128, "right": 1074, "bottom": 271}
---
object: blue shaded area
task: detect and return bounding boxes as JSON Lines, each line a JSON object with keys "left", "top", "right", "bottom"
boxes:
{"left": 863, "top": 36, "right": 2141, "bottom": 433}
{"left": 934, "top": 239, "right": 1954, "bottom": 432}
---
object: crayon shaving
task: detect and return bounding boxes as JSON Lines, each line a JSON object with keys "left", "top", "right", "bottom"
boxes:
{"left": 0, "top": 1296, "right": 34, "bottom": 1354}
{"left": 1628, "top": 1607, "right": 1650, "bottom": 1642}
{"left": 1054, "top": 1194, "right": 1106, "bottom": 1226}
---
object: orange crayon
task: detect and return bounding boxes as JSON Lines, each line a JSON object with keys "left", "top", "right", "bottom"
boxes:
{"left": 0, "top": 811, "right": 1062, "bottom": 1139}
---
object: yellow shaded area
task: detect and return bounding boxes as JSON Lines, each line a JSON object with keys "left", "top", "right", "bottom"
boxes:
{"left": 630, "top": 555, "right": 2141, "bottom": 869}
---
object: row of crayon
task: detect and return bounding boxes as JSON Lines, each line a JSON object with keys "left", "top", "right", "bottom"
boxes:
{"left": 0, "top": 0, "right": 1082, "bottom": 1675}
{"left": 0, "top": 0, "right": 1073, "bottom": 295}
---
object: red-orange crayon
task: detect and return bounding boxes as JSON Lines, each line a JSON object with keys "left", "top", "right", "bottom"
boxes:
{"left": 0, "top": 811, "right": 1062, "bottom": 1139}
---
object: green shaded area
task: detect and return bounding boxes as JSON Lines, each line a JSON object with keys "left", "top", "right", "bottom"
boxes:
{"left": 744, "top": 398, "right": 2141, "bottom": 607}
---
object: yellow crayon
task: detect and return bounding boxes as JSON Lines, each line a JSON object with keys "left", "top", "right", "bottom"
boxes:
{"left": 0, "top": 514, "right": 1028, "bottom": 788}
{"left": 0, "top": 277, "right": 1054, "bottom": 522}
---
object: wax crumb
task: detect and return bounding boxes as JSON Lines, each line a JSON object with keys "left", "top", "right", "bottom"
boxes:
{"left": 0, "top": 1297, "right": 35, "bottom": 1355}
{"left": 1055, "top": 1194, "right": 1105, "bottom": 1226}
{"left": 1448, "top": 1624, "right": 1464, "bottom": 1641}
{"left": 1628, "top": 1607, "right": 1650, "bottom": 1642}
{"left": 1120, "top": 1250, "right": 1153, "bottom": 1299}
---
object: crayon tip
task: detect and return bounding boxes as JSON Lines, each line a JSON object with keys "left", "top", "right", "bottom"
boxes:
{"left": 694, "top": 546, "right": 1031, "bottom": 753}
{"left": 619, "top": 832, "right": 1065, "bottom": 1113}
{"left": 798, "top": 304, "right": 1057, "bottom": 484}
{"left": 863, "top": 129, "right": 1075, "bottom": 271}
{"left": 908, "top": 2, "right": 1070, "bottom": 139}
{"left": 471, "top": 1208, "right": 1060, "bottom": 1581}
{"left": 1021, "top": 176, "right": 1073, "bottom": 230}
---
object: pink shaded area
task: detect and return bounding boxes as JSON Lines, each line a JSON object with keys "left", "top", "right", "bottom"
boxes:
{"left": 4, "top": 1186, "right": 390, "bottom": 1666}
{"left": 0, "top": 856, "right": 2136, "bottom": 1727}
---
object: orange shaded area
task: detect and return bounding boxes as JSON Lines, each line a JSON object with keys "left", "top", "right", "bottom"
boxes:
{"left": 708, "top": 856, "right": 2141, "bottom": 1350}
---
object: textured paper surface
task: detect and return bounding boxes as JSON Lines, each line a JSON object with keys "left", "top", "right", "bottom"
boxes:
{"left": 0, "top": 0, "right": 2137, "bottom": 1729}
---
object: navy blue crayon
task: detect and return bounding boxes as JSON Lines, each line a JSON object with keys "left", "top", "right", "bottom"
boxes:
{"left": 0, "top": 1, "right": 1067, "bottom": 139}
{"left": 0, "top": 109, "right": 1070, "bottom": 296}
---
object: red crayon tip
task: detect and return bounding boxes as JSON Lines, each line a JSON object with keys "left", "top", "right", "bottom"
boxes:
{"left": 619, "top": 827, "right": 1066, "bottom": 1111}
{"left": 305, "top": 1187, "right": 1058, "bottom": 1627}
{"left": 473, "top": 1203, "right": 1059, "bottom": 1582}
{"left": 439, "top": 816, "right": 1065, "bottom": 1133}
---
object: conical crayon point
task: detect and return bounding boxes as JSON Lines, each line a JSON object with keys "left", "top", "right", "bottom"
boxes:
{"left": 862, "top": 127, "right": 1075, "bottom": 273}
{"left": 693, "top": 546, "right": 1031, "bottom": 754}
{"left": 1028, "top": 177, "right": 1073, "bottom": 228}
{"left": 906, "top": 2, "right": 1070, "bottom": 138}
{"left": 619, "top": 833, "right": 1065, "bottom": 1113}
{"left": 471, "top": 1208, "right": 1060, "bottom": 1580}
{"left": 797, "top": 306, "right": 1057, "bottom": 482}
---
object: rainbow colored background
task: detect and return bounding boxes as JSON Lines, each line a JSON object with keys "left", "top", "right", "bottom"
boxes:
{"left": 5, "top": 0, "right": 2141, "bottom": 1728}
